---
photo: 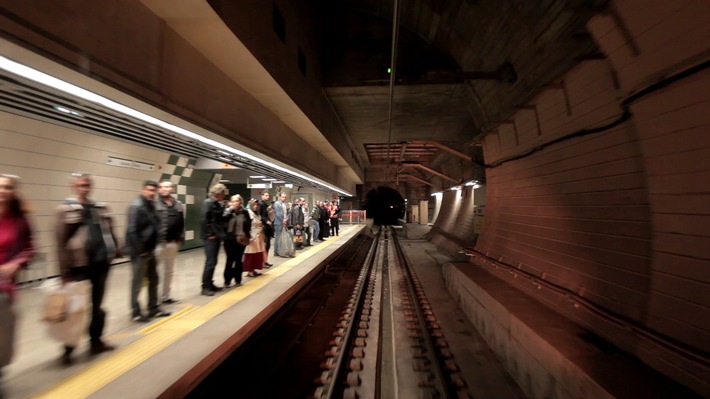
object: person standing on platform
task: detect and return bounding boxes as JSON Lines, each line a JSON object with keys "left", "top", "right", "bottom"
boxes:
{"left": 243, "top": 199, "right": 264, "bottom": 277}
{"left": 302, "top": 200, "right": 312, "bottom": 246}
{"left": 310, "top": 201, "right": 321, "bottom": 243}
{"left": 155, "top": 180, "right": 185, "bottom": 305}
{"left": 200, "top": 183, "right": 227, "bottom": 296}
{"left": 319, "top": 201, "right": 330, "bottom": 240}
{"left": 0, "top": 174, "right": 33, "bottom": 384}
{"left": 223, "top": 195, "right": 250, "bottom": 287}
{"left": 330, "top": 202, "right": 341, "bottom": 237}
{"left": 290, "top": 198, "right": 305, "bottom": 250}
{"left": 56, "top": 173, "right": 119, "bottom": 364}
{"left": 257, "top": 190, "right": 274, "bottom": 267}
{"left": 272, "top": 192, "right": 288, "bottom": 257}
{"left": 126, "top": 180, "right": 170, "bottom": 322}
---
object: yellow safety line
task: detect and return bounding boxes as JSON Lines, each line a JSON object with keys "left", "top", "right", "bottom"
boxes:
{"left": 137, "top": 305, "right": 197, "bottom": 335}
{"left": 32, "top": 229, "right": 351, "bottom": 398}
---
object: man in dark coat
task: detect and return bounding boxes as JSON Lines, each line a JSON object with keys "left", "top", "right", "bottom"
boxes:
{"left": 200, "top": 183, "right": 227, "bottom": 296}
{"left": 126, "top": 180, "right": 170, "bottom": 322}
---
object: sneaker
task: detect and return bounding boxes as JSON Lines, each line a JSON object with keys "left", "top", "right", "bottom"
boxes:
{"left": 201, "top": 288, "right": 215, "bottom": 296}
{"left": 132, "top": 313, "right": 150, "bottom": 323}
{"left": 162, "top": 298, "right": 181, "bottom": 304}
{"left": 90, "top": 341, "right": 116, "bottom": 355}
{"left": 210, "top": 284, "right": 223, "bottom": 292}
{"left": 149, "top": 309, "right": 171, "bottom": 318}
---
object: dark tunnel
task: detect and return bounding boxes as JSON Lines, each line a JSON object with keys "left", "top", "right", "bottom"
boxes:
{"left": 364, "top": 186, "right": 406, "bottom": 225}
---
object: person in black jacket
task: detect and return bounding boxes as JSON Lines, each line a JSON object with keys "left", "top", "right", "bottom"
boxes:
{"left": 257, "top": 190, "right": 273, "bottom": 267}
{"left": 223, "top": 194, "right": 251, "bottom": 287}
{"left": 319, "top": 201, "right": 330, "bottom": 240}
{"left": 200, "top": 183, "right": 227, "bottom": 296}
{"left": 126, "top": 180, "right": 170, "bottom": 322}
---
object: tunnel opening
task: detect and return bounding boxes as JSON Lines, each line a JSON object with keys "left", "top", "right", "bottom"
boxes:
{"left": 364, "top": 186, "right": 406, "bottom": 226}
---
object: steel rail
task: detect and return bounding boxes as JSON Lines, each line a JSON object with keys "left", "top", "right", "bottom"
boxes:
{"left": 316, "top": 227, "right": 383, "bottom": 399}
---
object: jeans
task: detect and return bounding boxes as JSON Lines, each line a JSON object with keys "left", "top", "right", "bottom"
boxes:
{"left": 273, "top": 223, "right": 283, "bottom": 256}
{"left": 311, "top": 220, "right": 320, "bottom": 241}
{"left": 131, "top": 254, "right": 159, "bottom": 316}
{"left": 202, "top": 238, "right": 221, "bottom": 288}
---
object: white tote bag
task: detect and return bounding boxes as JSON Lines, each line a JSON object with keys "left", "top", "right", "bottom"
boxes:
{"left": 39, "top": 279, "right": 90, "bottom": 347}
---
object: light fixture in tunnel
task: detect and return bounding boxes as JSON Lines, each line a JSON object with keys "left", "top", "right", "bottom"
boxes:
{"left": 0, "top": 55, "right": 353, "bottom": 197}
{"left": 430, "top": 191, "right": 443, "bottom": 196}
{"left": 465, "top": 180, "right": 481, "bottom": 189}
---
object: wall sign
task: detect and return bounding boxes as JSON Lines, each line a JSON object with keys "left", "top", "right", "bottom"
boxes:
{"left": 107, "top": 156, "right": 156, "bottom": 171}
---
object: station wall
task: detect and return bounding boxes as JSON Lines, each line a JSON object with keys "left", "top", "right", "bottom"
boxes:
{"left": 0, "top": 111, "right": 214, "bottom": 281}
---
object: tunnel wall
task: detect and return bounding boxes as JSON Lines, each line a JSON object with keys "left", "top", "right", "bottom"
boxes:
{"left": 435, "top": 1, "right": 709, "bottom": 394}
{"left": 430, "top": 187, "right": 480, "bottom": 254}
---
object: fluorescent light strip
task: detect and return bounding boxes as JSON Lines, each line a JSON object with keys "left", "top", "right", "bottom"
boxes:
{"left": 0, "top": 55, "right": 352, "bottom": 196}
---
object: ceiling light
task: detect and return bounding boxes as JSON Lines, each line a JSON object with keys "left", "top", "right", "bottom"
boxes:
{"left": 53, "top": 105, "right": 83, "bottom": 117}
{"left": 249, "top": 175, "right": 266, "bottom": 179}
{"left": 0, "top": 55, "right": 353, "bottom": 196}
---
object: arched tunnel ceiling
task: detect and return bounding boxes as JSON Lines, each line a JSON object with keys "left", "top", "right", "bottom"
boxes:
{"left": 318, "top": 0, "right": 604, "bottom": 187}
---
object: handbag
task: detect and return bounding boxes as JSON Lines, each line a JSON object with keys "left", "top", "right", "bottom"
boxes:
{"left": 237, "top": 235, "right": 250, "bottom": 246}
{"left": 43, "top": 290, "right": 69, "bottom": 323}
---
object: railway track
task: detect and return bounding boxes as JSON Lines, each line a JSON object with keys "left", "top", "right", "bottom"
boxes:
{"left": 188, "top": 228, "right": 471, "bottom": 398}
{"left": 314, "top": 226, "right": 471, "bottom": 399}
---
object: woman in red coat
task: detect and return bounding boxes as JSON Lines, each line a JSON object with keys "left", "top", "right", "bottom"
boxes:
{"left": 0, "top": 174, "right": 33, "bottom": 380}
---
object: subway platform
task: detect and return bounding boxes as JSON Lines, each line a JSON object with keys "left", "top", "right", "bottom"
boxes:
{"left": 4, "top": 225, "right": 363, "bottom": 399}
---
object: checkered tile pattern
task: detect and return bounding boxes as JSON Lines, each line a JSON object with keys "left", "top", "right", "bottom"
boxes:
{"left": 160, "top": 155, "right": 196, "bottom": 205}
